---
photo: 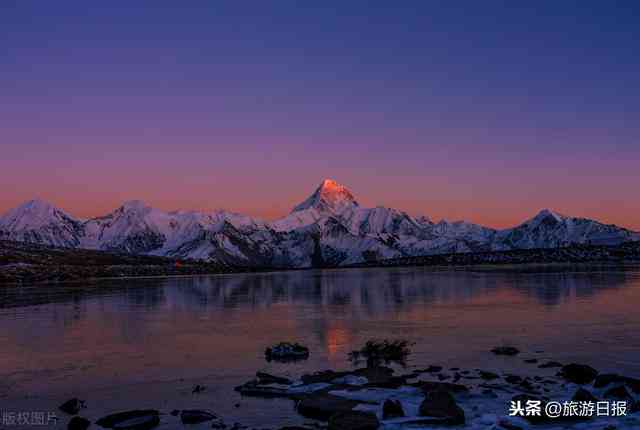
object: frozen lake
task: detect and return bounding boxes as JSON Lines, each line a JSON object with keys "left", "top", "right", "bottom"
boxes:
{"left": 1, "top": 265, "right": 639, "bottom": 428}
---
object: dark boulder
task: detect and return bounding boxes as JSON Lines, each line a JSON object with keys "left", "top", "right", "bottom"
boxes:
{"left": 625, "top": 377, "right": 640, "bottom": 394}
{"left": 560, "top": 363, "right": 598, "bottom": 384}
{"left": 191, "top": 384, "right": 206, "bottom": 394}
{"left": 234, "top": 380, "right": 290, "bottom": 398}
{"left": 60, "top": 398, "right": 85, "bottom": 415}
{"left": 68, "top": 416, "right": 91, "bottom": 430}
{"left": 505, "top": 375, "right": 523, "bottom": 385}
{"left": 265, "top": 342, "right": 310, "bottom": 362}
{"left": 296, "top": 393, "right": 360, "bottom": 421}
{"left": 256, "top": 372, "right": 292, "bottom": 385}
{"left": 479, "top": 371, "right": 499, "bottom": 380}
{"left": 111, "top": 415, "right": 159, "bottom": 430}
{"left": 519, "top": 379, "right": 537, "bottom": 392}
{"left": 419, "top": 390, "right": 465, "bottom": 425}
{"left": 354, "top": 366, "right": 403, "bottom": 388}
{"left": 572, "top": 388, "right": 598, "bottom": 402}
{"left": 594, "top": 374, "right": 640, "bottom": 394}
{"left": 604, "top": 385, "right": 633, "bottom": 401}
{"left": 328, "top": 411, "right": 379, "bottom": 430}
{"left": 382, "top": 399, "right": 404, "bottom": 419}
{"left": 491, "top": 346, "right": 520, "bottom": 356}
{"left": 179, "top": 410, "right": 217, "bottom": 424}
{"left": 594, "top": 373, "right": 623, "bottom": 388}
{"left": 95, "top": 410, "right": 159, "bottom": 430}
{"left": 211, "top": 420, "right": 227, "bottom": 430}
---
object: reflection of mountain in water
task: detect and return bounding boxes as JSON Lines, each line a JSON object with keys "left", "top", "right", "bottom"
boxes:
{"left": 0, "top": 267, "right": 639, "bottom": 381}
{"left": 502, "top": 271, "right": 635, "bottom": 306}
{"left": 161, "top": 267, "right": 636, "bottom": 313}
{"left": 1, "top": 267, "right": 636, "bottom": 314}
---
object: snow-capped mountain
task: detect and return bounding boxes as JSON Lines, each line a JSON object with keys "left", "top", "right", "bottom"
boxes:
{"left": 1, "top": 180, "right": 638, "bottom": 268}
{"left": 492, "top": 209, "right": 638, "bottom": 250}
{"left": 0, "top": 199, "right": 84, "bottom": 248}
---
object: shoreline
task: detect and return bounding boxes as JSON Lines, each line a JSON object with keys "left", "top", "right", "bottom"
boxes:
{"left": 2, "top": 239, "right": 640, "bottom": 286}
{"left": 3, "top": 261, "right": 640, "bottom": 287}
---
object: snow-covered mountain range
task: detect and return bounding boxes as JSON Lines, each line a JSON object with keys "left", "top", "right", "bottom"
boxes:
{"left": 1, "top": 179, "right": 638, "bottom": 268}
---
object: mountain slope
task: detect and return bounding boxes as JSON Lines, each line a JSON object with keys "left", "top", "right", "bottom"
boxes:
{"left": 0, "top": 199, "right": 84, "bottom": 248}
{"left": 1, "top": 181, "right": 638, "bottom": 268}
{"left": 492, "top": 209, "right": 638, "bottom": 250}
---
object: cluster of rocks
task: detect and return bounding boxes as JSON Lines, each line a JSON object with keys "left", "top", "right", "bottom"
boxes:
{"left": 57, "top": 346, "right": 640, "bottom": 429}
{"left": 61, "top": 404, "right": 241, "bottom": 430}
{"left": 232, "top": 346, "right": 640, "bottom": 429}
{"left": 265, "top": 342, "right": 310, "bottom": 362}
{"left": 235, "top": 366, "right": 468, "bottom": 429}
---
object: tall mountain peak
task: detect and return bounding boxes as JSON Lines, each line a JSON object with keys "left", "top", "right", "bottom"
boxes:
{"left": 1, "top": 199, "right": 70, "bottom": 227}
{"left": 17, "top": 198, "right": 55, "bottom": 212}
{"left": 528, "top": 208, "right": 565, "bottom": 225}
{"left": 0, "top": 199, "right": 82, "bottom": 248}
{"left": 121, "top": 200, "right": 148, "bottom": 211}
{"left": 291, "top": 179, "right": 359, "bottom": 214}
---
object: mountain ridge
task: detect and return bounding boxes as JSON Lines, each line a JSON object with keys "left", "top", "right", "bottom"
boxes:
{"left": 1, "top": 180, "right": 638, "bottom": 268}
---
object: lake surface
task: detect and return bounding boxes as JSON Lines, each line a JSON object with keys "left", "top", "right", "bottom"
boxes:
{"left": 1, "top": 265, "right": 640, "bottom": 428}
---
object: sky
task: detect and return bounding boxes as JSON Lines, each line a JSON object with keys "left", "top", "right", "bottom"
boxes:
{"left": 1, "top": 1, "right": 639, "bottom": 229}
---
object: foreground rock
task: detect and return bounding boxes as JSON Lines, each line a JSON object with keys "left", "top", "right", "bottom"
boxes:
{"left": 382, "top": 399, "right": 404, "bottom": 419}
{"left": 328, "top": 411, "right": 379, "bottom": 430}
{"left": 572, "top": 388, "right": 598, "bottom": 402}
{"left": 594, "top": 373, "right": 640, "bottom": 393}
{"left": 300, "top": 366, "right": 397, "bottom": 387}
{"left": 231, "top": 352, "right": 640, "bottom": 429}
{"left": 59, "top": 398, "right": 86, "bottom": 415}
{"left": 256, "top": 372, "right": 293, "bottom": 385}
{"left": 560, "top": 363, "right": 598, "bottom": 384}
{"left": 491, "top": 346, "right": 520, "bottom": 356}
{"left": 479, "top": 371, "right": 500, "bottom": 380}
{"left": 296, "top": 393, "right": 360, "bottom": 420}
{"left": 179, "top": 410, "right": 217, "bottom": 424}
{"left": 419, "top": 390, "right": 465, "bottom": 425}
{"left": 265, "top": 342, "right": 310, "bottom": 362}
{"left": 348, "top": 340, "right": 412, "bottom": 368}
{"left": 68, "top": 416, "right": 91, "bottom": 430}
{"left": 235, "top": 372, "right": 297, "bottom": 398}
{"left": 96, "top": 410, "right": 159, "bottom": 430}
{"left": 604, "top": 385, "right": 634, "bottom": 401}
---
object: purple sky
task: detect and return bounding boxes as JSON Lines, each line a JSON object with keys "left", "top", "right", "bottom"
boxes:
{"left": 1, "top": 2, "right": 639, "bottom": 229}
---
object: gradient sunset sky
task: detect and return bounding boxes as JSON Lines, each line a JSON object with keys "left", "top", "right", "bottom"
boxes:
{"left": 1, "top": 1, "right": 639, "bottom": 229}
